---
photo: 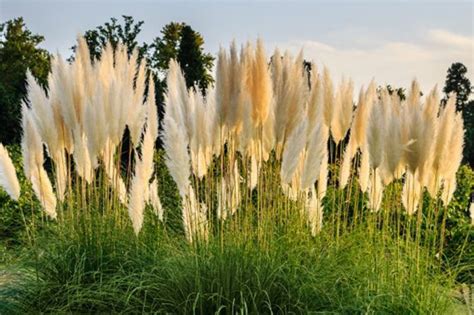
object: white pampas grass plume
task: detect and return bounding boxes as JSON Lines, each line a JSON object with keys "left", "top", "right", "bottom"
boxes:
{"left": 383, "top": 107, "right": 403, "bottom": 176}
{"left": 366, "top": 100, "right": 385, "bottom": 170}
{"left": 215, "top": 47, "right": 230, "bottom": 127}
{"left": 31, "top": 167, "right": 57, "bottom": 219}
{"left": 218, "top": 161, "right": 241, "bottom": 219}
{"left": 441, "top": 176, "right": 456, "bottom": 206}
{"left": 359, "top": 146, "right": 370, "bottom": 193}
{"left": 407, "top": 80, "right": 421, "bottom": 109}
{"left": 0, "top": 145, "right": 20, "bottom": 200}
{"left": 165, "top": 60, "right": 189, "bottom": 135}
{"left": 230, "top": 161, "right": 241, "bottom": 215}
{"left": 273, "top": 51, "right": 305, "bottom": 150}
{"left": 322, "top": 67, "right": 334, "bottom": 129}
{"left": 440, "top": 111, "right": 464, "bottom": 181}
{"left": 84, "top": 87, "right": 108, "bottom": 169}
{"left": 53, "top": 151, "right": 67, "bottom": 201}
{"left": 128, "top": 111, "right": 157, "bottom": 235}
{"left": 317, "top": 151, "right": 329, "bottom": 199}
{"left": 351, "top": 87, "right": 370, "bottom": 151}
{"left": 26, "top": 71, "right": 61, "bottom": 156}
{"left": 217, "top": 178, "right": 228, "bottom": 220}
{"left": 402, "top": 171, "right": 422, "bottom": 215}
{"left": 416, "top": 89, "right": 438, "bottom": 185}
{"left": 72, "top": 134, "right": 93, "bottom": 183}
{"left": 162, "top": 116, "right": 191, "bottom": 197}
{"left": 182, "top": 186, "right": 208, "bottom": 242}
{"left": 307, "top": 186, "right": 323, "bottom": 236}
{"left": 248, "top": 39, "right": 272, "bottom": 126}
{"left": 301, "top": 124, "right": 328, "bottom": 190}
{"left": 261, "top": 107, "right": 276, "bottom": 162}
{"left": 368, "top": 170, "right": 384, "bottom": 212}
{"left": 146, "top": 78, "right": 159, "bottom": 141}
{"left": 21, "top": 104, "right": 43, "bottom": 180}
{"left": 307, "top": 71, "right": 324, "bottom": 135}
{"left": 281, "top": 118, "right": 308, "bottom": 184}
{"left": 102, "top": 141, "right": 127, "bottom": 204}
{"left": 249, "top": 154, "right": 258, "bottom": 190}
{"left": 331, "top": 78, "right": 353, "bottom": 143}
{"left": 149, "top": 179, "right": 163, "bottom": 221}
{"left": 403, "top": 81, "right": 429, "bottom": 174}
{"left": 432, "top": 95, "right": 455, "bottom": 175}
{"left": 339, "top": 138, "right": 353, "bottom": 189}
{"left": 128, "top": 164, "right": 146, "bottom": 235}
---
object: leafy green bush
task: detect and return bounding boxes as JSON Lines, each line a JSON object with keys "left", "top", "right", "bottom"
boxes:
{"left": 444, "top": 165, "right": 474, "bottom": 283}
{"left": 0, "top": 145, "right": 41, "bottom": 250}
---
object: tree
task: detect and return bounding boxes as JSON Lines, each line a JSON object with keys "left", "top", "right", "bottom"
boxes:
{"left": 149, "top": 22, "right": 214, "bottom": 120}
{"left": 443, "top": 62, "right": 472, "bottom": 112}
{"left": 0, "top": 18, "right": 50, "bottom": 144}
{"left": 386, "top": 85, "right": 406, "bottom": 101}
{"left": 442, "top": 62, "right": 474, "bottom": 166}
{"left": 150, "top": 22, "right": 214, "bottom": 93}
{"left": 376, "top": 85, "right": 407, "bottom": 101}
{"left": 177, "top": 25, "right": 214, "bottom": 93}
{"left": 69, "top": 15, "right": 148, "bottom": 62}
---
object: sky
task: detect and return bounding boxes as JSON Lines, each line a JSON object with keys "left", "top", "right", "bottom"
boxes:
{"left": 1, "top": 0, "right": 473, "bottom": 93}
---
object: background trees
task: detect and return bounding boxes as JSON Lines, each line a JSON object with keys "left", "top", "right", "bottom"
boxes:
{"left": 443, "top": 62, "right": 473, "bottom": 166}
{"left": 69, "top": 15, "right": 148, "bottom": 62}
{"left": 0, "top": 17, "right": 50, "bottom": 144}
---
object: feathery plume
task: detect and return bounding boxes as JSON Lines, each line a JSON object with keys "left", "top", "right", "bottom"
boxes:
{"left": 331, "top": 78, "right": 353, "bottom": 143}
{"left": 339, "top": 138, "right": 353, "bottom": 189}
{"left": 162, "top": 116, "right": 191, "bottom": 198}
{"left": 248, "top": 39, "right": 272, "bottom": 127}
{"left": 441, "top": 176, "right": 456, "bottom": 206}
{"left": 307, "top": 186, "right": 323, "bottom": 236}
{"left": 322, "top": 67, "right": 334, "bottom": 129}
{"left": 366, "top": 100, "right": 385, "bottom": 170}
{"left": 383, "top": 105, "right": 403, "bottom": 176}
{"left": 31, "top": 167, "right": 57, "bottom": 219}
{"left": 301, "top": 123, "right": 328, "bottom": 190}
{"left": 317, "top": 151, "right": 329, "bottom": 199}
{"left": 368, "top": 170, "right": 384, "bottom": 212}
{"left": 128, "top": 162, "right": 146, "bottom": 235}
{"left": 0, "top": 145, "right": 20, "bottom": 200}
{"left": 21, "top": 105, "right": 43, "bottom": 180}
{"left": 402, "top": 171, "right": 422, "bottom": 215}
{"left": 359, "top": 146, "right": 370, "bottom": 193}
{"left": 281, "top": 118, "right": 308, "bottom": 184}
{"left": 149, "top": 179, "right": 163, "bottom": 221}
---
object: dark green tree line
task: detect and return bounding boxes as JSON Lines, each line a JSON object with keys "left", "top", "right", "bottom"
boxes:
{"left": 0, "top": 17, "right": 51, "bottom": 144}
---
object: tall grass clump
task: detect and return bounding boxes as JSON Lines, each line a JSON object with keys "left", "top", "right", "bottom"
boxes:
{"left": 0, "top": 37, "right": 470, "bottom": 313}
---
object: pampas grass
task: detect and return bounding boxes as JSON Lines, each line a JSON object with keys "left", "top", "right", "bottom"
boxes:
{"left": 0, "top": 144, "right": 20, "bottom": 200}
{"left": 0, "top": 37, "right": 466, "bottom": 252}
{"left": 0, "top": 37, "right": 469, "bottom": 315}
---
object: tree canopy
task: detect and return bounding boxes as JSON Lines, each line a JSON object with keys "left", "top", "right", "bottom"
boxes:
{"left": 0, "top": 17, "right": 51, "bottom": 144}
{"left": 443, "top": 62, "right": 472, "bottom": 112}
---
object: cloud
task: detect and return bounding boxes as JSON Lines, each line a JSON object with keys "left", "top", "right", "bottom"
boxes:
{"left": 427, "top": 29, "right": 474, "bottom": 50}
{"left": 271, "top": 29, "right": 473, "bottom": 95}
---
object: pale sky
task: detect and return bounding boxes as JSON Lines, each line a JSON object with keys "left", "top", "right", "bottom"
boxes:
{"left": 1, "top": 0, "right": 473, "bottom": 93}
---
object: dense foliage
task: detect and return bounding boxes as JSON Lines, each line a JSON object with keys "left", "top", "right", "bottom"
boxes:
{"left": 0, "top": 18, "right": 50, "bottom": 144}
